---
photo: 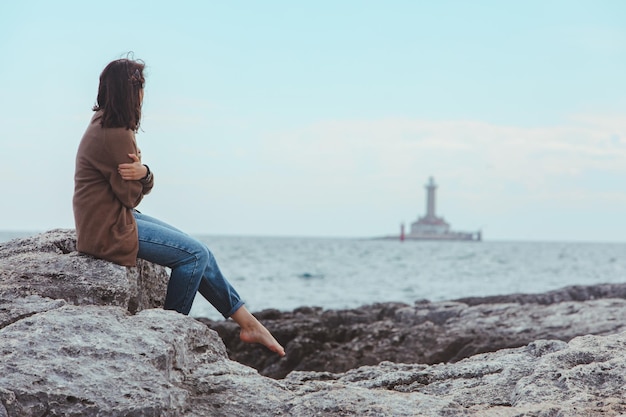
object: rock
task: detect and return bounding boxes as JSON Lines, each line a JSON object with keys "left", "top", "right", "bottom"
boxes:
{"left": 0, "top": 229, "right": 168, "bottom": 314}
{"left": 204, "top": 285, "right": 626, "bottom": 379}
{"left": 0, "top": 306, "right": 290, "bottom": 417}
{"left": 454, "top": 283, "right": 626, "bottom": 305}
{"left": 1, "top": 304, "right": 625, "bottom": 416}
{"left": 284, "top": 332, "right": 626, "bottom": 416}
{"left": 1, "top": 230, "right": 625, "bottom": 415}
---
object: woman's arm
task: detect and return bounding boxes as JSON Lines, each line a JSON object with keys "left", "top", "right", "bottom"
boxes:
{"left": 118, "top": 153, "right": 147, "bottom": 180}
{"left": 118, "top": 152, "right": 155, "bottom": 195}
{"left": 102, "top": 130, "right": 151, "bottom": 208}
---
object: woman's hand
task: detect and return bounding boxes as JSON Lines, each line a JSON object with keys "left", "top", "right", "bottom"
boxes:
{"left": 118, "top": 153, "right": 148, "bottom": 181}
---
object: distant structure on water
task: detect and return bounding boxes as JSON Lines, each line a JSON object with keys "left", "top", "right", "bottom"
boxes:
{"left": 385, "top": 177, "right": 481, "bottom": 241}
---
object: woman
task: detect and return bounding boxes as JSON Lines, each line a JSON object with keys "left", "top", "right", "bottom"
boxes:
{"left": 73, "top": 57, "right": 285, "bottom": 357}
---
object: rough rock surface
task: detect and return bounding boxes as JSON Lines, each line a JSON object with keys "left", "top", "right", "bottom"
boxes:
{"left": 1, "top": 305, "right": 625, "bottom": 416}
{"left": 205, "top": 283, "right": 626, "bottom": 379}
{"left": 1, "top": 231, "right": 625, "bottom": 416}
{"left": 0, "top": 229, "right": 168, "bottom": 314}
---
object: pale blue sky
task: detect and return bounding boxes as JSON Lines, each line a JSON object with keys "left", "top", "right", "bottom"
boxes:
{"left": 1, "top": 1, "right": 625, "bottom": 241}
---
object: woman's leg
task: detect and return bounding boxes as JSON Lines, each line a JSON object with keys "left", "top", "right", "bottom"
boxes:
{"left": 134, "top": 211, "right": 186, "bottom": 233}
{"left": 135, "top": 213, "right": 241, "bottom": 317}
{"left": 134, "top": 212, "right": 284, "bottom": 355}
{"left": 135, "top": 211, "right": 244, "bottom": 316}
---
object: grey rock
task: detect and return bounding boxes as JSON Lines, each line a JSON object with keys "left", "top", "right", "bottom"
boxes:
{"left": 284, "top": 333, "right": 626, "bottom": 416}
{"left": 206, "top": 285, "right": 626, "bottom": 379}
{"left": 0, "top": 305, "right": 289, "bottom": 417}
{"left": 0, "top": 229, "right": 168, "bottom": 314}
{"left": 1, "top": 230, "right": 626, "bottom": 416}
{"left": 2, "top": 303, "right": 625, "bottom": 416}
{"left": 454, "top": 283, "right": 626, "bottom": 305}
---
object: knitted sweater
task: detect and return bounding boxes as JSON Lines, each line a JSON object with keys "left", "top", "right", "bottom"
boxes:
{"left": 73, "top": 111, "right": 154, "bottom": 266}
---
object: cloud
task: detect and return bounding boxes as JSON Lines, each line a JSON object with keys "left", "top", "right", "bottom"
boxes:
{"left": 259, "top": 115, "right": 626, "bottom": 194}
{"left": 209, "top": 114, "right": 624, "bottom": 237}
{"left": 114, "top": 112, "right": 626, "bottom": 240}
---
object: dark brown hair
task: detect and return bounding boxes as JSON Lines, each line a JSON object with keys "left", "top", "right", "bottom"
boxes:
{"left": 93, "top": 58, "right": 145, "bottom": 131}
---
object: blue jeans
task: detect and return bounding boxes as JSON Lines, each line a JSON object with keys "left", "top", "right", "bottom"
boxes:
{"left": 133, "top": 211, "right": 244, "bottom": 318}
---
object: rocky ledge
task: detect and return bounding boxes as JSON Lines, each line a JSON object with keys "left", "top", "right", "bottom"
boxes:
{"left": 0, "top": 230, "right": 625, "bottom": 416}
{"left": 204, "top": 284, "right": 626, "bottom": 379}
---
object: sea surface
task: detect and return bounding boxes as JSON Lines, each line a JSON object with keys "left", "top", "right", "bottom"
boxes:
{"left": 2, "top": 232, "right": 625, "bottom": 321}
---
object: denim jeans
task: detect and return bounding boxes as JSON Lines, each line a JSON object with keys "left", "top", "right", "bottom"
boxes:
{"left": 133, "top": 211, "right": 244, "bottom": 318}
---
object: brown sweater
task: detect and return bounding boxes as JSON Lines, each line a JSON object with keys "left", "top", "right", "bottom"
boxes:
{"left": 73, "top": 112, "right": 154, "bottom": 266}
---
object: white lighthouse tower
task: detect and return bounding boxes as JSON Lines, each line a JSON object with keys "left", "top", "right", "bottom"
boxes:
{"left": 410, "top": 176, "right": 450, "bottom": 235}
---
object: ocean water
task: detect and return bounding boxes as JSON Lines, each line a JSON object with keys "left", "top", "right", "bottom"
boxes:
{"left": 188, "top": 235, "right": 626, "bottom": 320}
{"left": 2, "top": 232, "right": 625, "bottom": 321}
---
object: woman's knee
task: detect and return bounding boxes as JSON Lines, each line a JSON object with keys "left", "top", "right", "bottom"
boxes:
{"left": 192, "top": 242, "right": 220, "bottom": 272}
{"left": 189, "top": 239, "right": 211, "bottom": 263}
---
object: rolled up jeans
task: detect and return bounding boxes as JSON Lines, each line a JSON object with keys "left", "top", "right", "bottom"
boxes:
{"left": 133, "top": 211, "right": 244, "bottom": 317}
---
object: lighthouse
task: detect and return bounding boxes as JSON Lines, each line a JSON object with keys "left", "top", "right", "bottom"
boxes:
{"left": 382, "top": 176, "right": 481, "bottom": 241}
{"left": 410, "top": 176, "right": 451, "bottom": 235}
{"left": 425, "top": 176, "right": 438, "bottom": 220}
{"left": 381, "top": 176, "right": 481, "bottom": 241}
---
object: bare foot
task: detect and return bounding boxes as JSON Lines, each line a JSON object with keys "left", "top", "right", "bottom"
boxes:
{"left": 240, "top": 325, "right": 285, "bottom": 356}
{"left": 230, "top": 306, "right": 285, "bottom": 356}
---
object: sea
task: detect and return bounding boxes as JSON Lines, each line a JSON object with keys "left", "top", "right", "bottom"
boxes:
{"left": 2, "top": 232, "right": 625, "bottom": 321}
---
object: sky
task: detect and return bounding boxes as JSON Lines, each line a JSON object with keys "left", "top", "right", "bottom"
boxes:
{"left": 0, "top": 1, "right": 625, "bottom": 242}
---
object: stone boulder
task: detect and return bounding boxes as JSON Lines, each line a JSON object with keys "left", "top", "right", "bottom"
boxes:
{"left": 0, "top": 305, "right": 288, "bottom": 417}
{"left": 1, "top": 304, "right": 625, "bottom": 416}
{"left": 283, "top": 332, "right": 626, "bottom": 416}
{"left": 0, "top": 229, "right": 168, "bottom": 314}
{"left": 205, "top": 284, "right": 626, "bottom": 379}
{"left": 1, "top": 230, "right": 625, "bottom": 416}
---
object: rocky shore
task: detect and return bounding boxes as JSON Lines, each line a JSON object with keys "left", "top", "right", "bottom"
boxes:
{"left": 204, "top": 284, "right": 626, "bottom": 379}
{"left": 1, "top": 230, "right": 625, "bottom": 416}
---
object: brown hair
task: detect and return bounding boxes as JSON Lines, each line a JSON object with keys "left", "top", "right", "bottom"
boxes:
{"left": 93, "top": 58, "right": 145, "bottom": 131}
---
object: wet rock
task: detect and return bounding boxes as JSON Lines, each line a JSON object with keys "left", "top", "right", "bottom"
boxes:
{"left": 205, "top": 284, "right": 626, "bottom": 379}
{"left": 454, "top": 283, "right": 626, "bottom": 305}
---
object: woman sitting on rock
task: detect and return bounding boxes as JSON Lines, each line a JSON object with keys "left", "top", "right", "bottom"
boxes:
{"left": 72, "top": 57, "right": 285, "bottom": 357}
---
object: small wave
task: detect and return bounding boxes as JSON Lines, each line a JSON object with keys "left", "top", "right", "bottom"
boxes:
{"left": 297, "top": 272, "right": 324, "bottom": 280}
